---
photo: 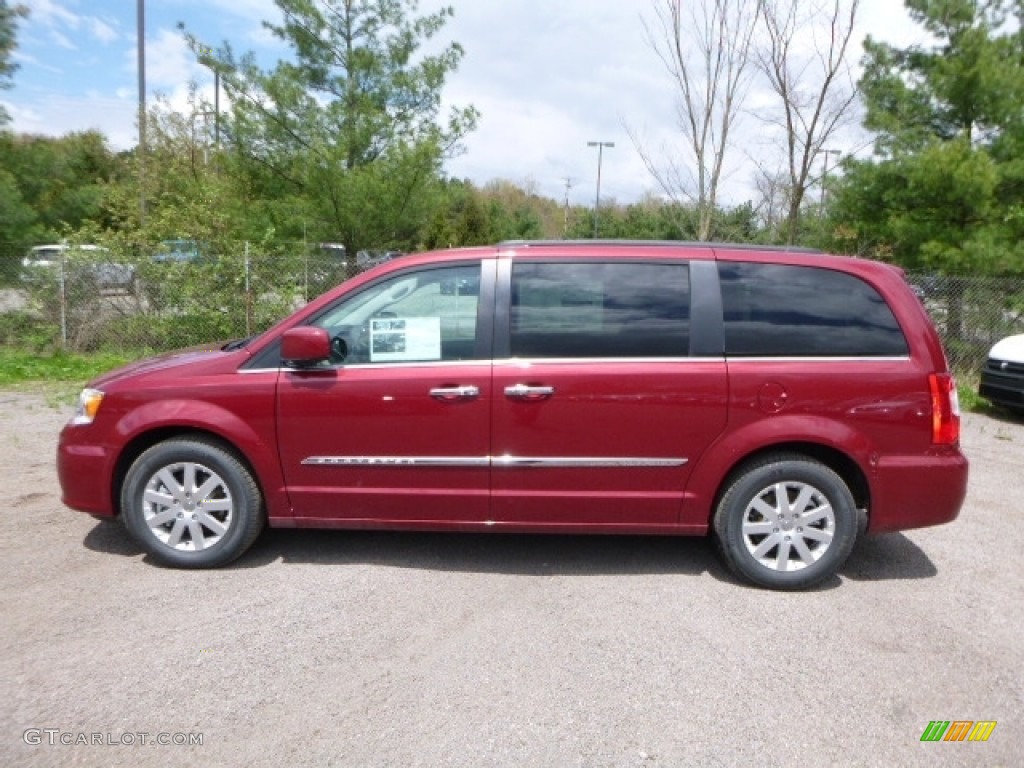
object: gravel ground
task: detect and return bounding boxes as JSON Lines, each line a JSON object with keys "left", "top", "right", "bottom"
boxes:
{"left": 0, "top": 391, "right": 1020, "bottom": 768}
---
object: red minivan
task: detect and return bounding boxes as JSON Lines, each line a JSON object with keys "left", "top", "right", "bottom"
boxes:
{"left": 57, "top": 241, "right": 968, "bottom": 589}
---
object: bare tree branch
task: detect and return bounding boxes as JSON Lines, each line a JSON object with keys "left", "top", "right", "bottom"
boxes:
{"left": 756, "top": 0, "right": 860, "bottom": 243}
{"left": 632, "top": 0, "right": 759, "bottom": 240}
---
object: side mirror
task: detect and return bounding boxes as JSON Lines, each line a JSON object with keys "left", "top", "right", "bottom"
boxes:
{"left": 281, "top": 327, "right": 331, "bottom": 367}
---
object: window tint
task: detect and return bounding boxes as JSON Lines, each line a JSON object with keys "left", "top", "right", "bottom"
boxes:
{"left": 510, "top": 262, "right": 690, "bottom": 358}
{"left": 719, "top": 262, "right": 908, "bottom": 357}
{"left": 311, "top": 264, "right": 481, "bottom": 365}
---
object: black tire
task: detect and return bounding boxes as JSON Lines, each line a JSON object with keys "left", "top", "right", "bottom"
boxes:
{"left": 713, "top": 454, "right": 858, "bottom": 590}
{"left": 120, "top": 438, "right": 265, "bottom": 568}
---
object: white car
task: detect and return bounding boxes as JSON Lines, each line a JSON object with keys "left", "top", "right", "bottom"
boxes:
{"left": 979, "top": 333, "right": 1024, "bottom": 415}
{"left": 22, "top": 244, "right": 135, "bottom": 291}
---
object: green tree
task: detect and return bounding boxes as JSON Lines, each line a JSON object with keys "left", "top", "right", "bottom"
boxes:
{"left": 0, "top": 1, "right": 28, "bottom": 125}
{"left": 0, "top": 131, "right": 124, "bottom": 248}
{"left": 421, "top": 179, "right": 491, "bottom": 249}
{"left": 830, "top": 0, "right": 1024, "bottom": 275}
{"left": 184, "top": 0, "right": 477, "bottom": 253}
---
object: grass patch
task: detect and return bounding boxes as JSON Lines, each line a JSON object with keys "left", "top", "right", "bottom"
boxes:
{"left": 958, "top": 384, "right": 989, "bottom": 413}
{"left": 0, "top": 349, "right": 130, "bottom": 388}
{"left": 955, "top": 373, "right": 994, "bottom": 415}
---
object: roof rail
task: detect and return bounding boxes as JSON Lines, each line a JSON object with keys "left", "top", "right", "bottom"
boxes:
{"left": 496, "top": 239, "right": 824, "bottom": 254}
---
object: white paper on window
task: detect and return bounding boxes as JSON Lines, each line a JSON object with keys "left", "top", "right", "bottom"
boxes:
{"left": 370, "top": 317, "right": 442, "bottom": 362}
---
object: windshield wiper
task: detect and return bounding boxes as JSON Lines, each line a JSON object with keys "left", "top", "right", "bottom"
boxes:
{"left": 221, "top": 336, "right": 253, "bottom": 352}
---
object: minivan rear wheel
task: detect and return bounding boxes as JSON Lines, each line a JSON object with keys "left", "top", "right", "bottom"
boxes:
{"left": 120, "top": 438, "right": 265, "bottom": 568}
{"left": 713, "top": 454, "right": 858, "bottom": 590}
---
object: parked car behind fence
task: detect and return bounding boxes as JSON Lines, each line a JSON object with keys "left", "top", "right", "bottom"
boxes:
{"left": 22, "top": 244, "right": 135, "bottom": 293}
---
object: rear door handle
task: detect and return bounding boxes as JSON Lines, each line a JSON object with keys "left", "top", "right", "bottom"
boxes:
{"left": 429, "top": 385, "right": 480, "bottom": 402}
{"left": 504, "top": 384, "right": 555, "bottom": 401}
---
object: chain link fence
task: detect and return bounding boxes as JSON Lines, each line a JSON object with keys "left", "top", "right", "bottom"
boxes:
{"left": 2, "top": 242, "right": 1022, "bottom": 380}
{"left": 0, "top": 240, "right": 363, "bottom": 354}
{"left": 906, "top": 272, "right": 1024, "bottom": 379}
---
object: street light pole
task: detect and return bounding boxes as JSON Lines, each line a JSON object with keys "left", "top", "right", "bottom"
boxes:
{"left": 587, "top": 141, "right": 614, "bottom": 238}
{"left": 195, "top": 42, "right": 221, "bottom": 146}
{"left": 819, "top": 149, "right": 841, "bottom": 208}
{"left": 137, "top": 0, "right": 146, "bottom": 222}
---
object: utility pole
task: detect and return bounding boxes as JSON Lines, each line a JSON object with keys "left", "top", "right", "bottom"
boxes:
{"left": 587, "top": 141, "right": 614, "bottom": 238}
{"left": 562, "top": 177, "right": 575, "bottom": 238}
{"left": 819, "top": 149, "right": 841, "bottom": 208}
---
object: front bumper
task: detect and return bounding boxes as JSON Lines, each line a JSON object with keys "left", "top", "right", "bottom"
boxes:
{"left": 57, "top": 426, "right": 116, "bottom": 516}
{"left": 980, "top": 358, "right": 1024, "bottom": 412}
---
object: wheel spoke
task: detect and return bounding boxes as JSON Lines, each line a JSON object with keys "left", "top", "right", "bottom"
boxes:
{"left": 196, "top": 510, "right": 227, "bottom": 537}
{"left": 790, "top": 485, "right": 817, "bottom": 515}
{"left": 194, "top": 476, "right": 221, "bottom": 503}
{"left": 156, "top": 468, "right": 184, "bottom": 501}
{"left": 187, "top": 519, "right": 206, "bottom": 551}
{"left": 792, "top": 535, "right": 817, "bottom": 565}
{"left": 143, "top": 489, "right": 175, "bottom": 509}
{"left": 750, "top": 496, "right": 780, "bottom": 522}
{"left": 751, "top": 533, "right": 781, "bottom": 560}
{"left": 165, "top": 518, "right": 187, "bottom": 547}
{"left": 743, "top": 520, "right": 775, "bottom": 536}
{"left": 801, "top": 527, "right": 833, "bottom": 544}
{"left": 801, "top": 504, "right": 833, "bottom": 526}
{"left": 183, "top": 463, "right": 197, "bottom": 495}
{"left": 199, "top": 499, "right": 232, "bottom": 513}
{"left": 774, "top": 538, "right": 792, "bottom": 571}
{"left": 147, "top": 508, "right": 178, "bottom": 527}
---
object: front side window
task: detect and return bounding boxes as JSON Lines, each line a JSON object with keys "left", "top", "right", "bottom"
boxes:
{"left": 719, "top": 262, "right": 909, "bottom": 357}
{"left": 310, "top": 264, "right": 481, "bottom": 365}
{"left": 510, "top": 262, "right": 690, "bottom": 358}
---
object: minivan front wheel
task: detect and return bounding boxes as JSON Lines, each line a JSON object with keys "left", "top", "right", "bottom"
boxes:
{"left": 713, "top": 455, "right": 858, "bottom": 590}
{"left": 120, "top": 438, "right": 265, "bottom": 568}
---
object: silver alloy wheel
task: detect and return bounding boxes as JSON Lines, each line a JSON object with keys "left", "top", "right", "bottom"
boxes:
{"left": 141, "top": 461, "right": 234, "bottom": 552}
{"left": 741, "top": 481, "right": 835, "bottom": 572}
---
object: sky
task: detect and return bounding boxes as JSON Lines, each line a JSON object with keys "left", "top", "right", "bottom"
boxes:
{"left": 3, "top": 0, "right": 932, "bottom": 207}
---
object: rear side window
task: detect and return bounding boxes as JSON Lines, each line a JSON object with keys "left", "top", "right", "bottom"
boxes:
{"left": 719, "top": 262, "right": 908, "bottom": 357}
{"left": 511, "top": 262, "right": 690, "bottom": 358}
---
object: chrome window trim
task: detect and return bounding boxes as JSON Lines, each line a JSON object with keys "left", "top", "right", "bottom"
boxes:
{"left": 242, "top": 359, "right": 490, "bottom": 374}
{"left": 302, "top": 455, "right": 687, "bottom": 468}
{"left": 723, "top": 355, "right": 911, "bottom": 363}
{"left": 245, "top": 355, "right": 911, "bottom": 374}
{"left": 493, "top": 357, "right": 711, "bottom": 366}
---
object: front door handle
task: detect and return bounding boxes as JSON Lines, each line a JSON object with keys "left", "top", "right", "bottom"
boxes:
{"left": 429, "top": 385, "right": 480, "bottom": 402}
{"left": 504, "top": 384, "right": 555, "bottom": 401}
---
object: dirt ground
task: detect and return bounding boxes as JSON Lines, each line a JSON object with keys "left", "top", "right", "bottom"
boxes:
{"left": 0, "top": 390, "right": 1020, "bottom": 768}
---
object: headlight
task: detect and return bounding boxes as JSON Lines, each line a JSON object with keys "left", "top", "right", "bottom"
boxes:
{"left": 71, "top": 388, "right": 105, "bottom": 425}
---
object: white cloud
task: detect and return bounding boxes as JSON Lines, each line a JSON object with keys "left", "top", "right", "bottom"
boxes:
{"left": 28, "top": 0, "right": 122, "bottom": 46}
{"left": 8, "top": 92, "right": 136, "bottom": 146}
{"left": 27, "top": 0, "right": 81, "bottom": 30}
{"left": 139, "top": 28, "right": 206, "bottom": 91}
{"left": 4, "top": 0, "right": 937, "bottom": 204}
{"left": 50, "top": 30, "right": 77, "bottom": 51}
{"left": 0, "top": 100, "right": 44, "bottom": 125}
{"left": 89, "top": 18, "right": 120, "bottom": 44}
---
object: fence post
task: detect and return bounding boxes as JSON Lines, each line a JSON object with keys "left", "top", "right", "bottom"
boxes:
{"left": 244, "top": 241, "right": 252, "bottom": 337}
{"left": 59, "top": 248, "right": 68, "bottom": 348}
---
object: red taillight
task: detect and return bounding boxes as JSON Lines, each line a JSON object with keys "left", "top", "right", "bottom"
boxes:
{"left": 929, "top": 373, "right": 960, "bottom": 445}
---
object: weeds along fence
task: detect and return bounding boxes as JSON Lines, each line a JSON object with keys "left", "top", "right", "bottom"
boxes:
{"left": 1, "top": 242, "right": 1022, "bottom": 380}
{"left": 0, "top": 240, "right": 359, "bottom": 354}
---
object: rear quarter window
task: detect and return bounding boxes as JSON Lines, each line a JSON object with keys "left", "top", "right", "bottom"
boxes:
{"left": 719, "top": 262, "right": 909, "bottom": 357}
